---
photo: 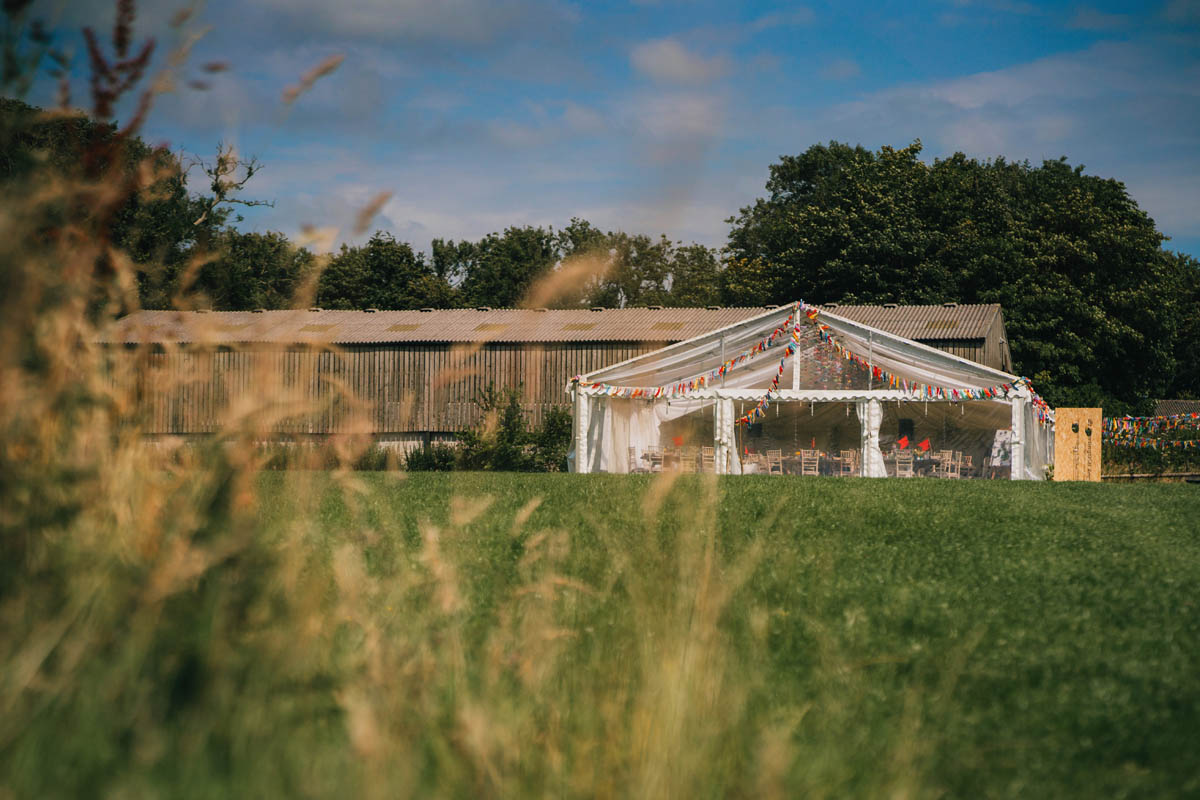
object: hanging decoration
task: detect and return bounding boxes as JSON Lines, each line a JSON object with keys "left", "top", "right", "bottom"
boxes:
{"left": 1102, "top": 412, "right": 1200, "bottom": 448}
{"left": 1102, "top": 413, "right": 1200, "bottom": 437}
{"left": 799, "top": 303, "right": 1054, "bottom": 425}
{"left": 732, "top": 325, "right": 803, "bottom": 426}
{"left": 1102, "top": 435, "right": 1200, "bottom": 450}
{"left": 570, "top": 300, "right": 1054, "bottom": 429}
{"left": 570, "top": 302, "right": 801, "bottom": 400}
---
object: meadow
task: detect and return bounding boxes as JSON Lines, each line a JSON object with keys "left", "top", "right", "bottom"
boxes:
{"left": 11, "top": 472, "right": 1195, "bottom": 798}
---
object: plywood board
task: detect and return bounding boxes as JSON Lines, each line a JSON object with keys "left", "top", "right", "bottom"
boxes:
{"left": 1053, "top": 407, "right": 1102, "bottom": 482}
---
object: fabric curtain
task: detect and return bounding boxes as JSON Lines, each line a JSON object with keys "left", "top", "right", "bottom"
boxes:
{"left": 856, "top": 398, "right": 888, "bottom": 477}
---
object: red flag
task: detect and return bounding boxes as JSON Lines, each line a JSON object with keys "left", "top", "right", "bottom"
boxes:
{"left": 897, "top": 435, "right": 909, "bottom": 449}
{"left": 917, "top": 438, "right": 930, "bottom": 452}
{"left": 672, "top": 436, "right": 684, "bottom": 447}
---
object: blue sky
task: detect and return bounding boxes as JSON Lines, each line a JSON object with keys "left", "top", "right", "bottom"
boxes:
{"left": 36, "top": 0, "right": 1200, "bottom": 257}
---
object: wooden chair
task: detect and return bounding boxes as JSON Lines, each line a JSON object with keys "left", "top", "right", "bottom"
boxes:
{"left": 700, "top": 446, "right": 715, "bottom": 473}
{"left": 962, "top": 454, "right": 974, "bottom": 479}
{"left": 800, "top": 449, "right": 820, "bottom": 476}
{"left": 766, "top": 449, "right": 783, "bottom": 475}
{"left": 894, "top": 449, "right": 915, "bottom": 478}
{"left": 839, "top": 449, "right": 859, "bottom": 477}
{"left": 680, "top": 446, "right": 698, "bottom": 473}
{"left": 628, "top": 446, "right": 645, "bottom": 473}
{"left": 743, "top": 453, "right": 766, "bottom": 474}
{"left": 933, "top": 450, "right": 959, "bottom": 479}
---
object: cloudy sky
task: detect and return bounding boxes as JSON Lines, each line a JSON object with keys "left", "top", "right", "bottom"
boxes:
{"left": 34, "top": 0, "right": 1200, "bottom": 257}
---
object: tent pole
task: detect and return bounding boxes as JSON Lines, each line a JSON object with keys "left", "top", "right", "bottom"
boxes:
{"left": 1010, "top": 395, "right": 1025, "bottom": 481}
{"left": 722, "top": 397, "right": 734, "bottom": 474}
{"left": 574, "top": 389, "right": 590, "bottom": 474}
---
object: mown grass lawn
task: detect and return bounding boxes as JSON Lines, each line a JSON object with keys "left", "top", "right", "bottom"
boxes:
{"left": 255, "top": 473, "right": 1200, "bottom": 799}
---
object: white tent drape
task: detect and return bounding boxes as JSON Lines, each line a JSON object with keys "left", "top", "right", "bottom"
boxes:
{"left": 857, "top": 398, "right": 887, "bottom": 477}
{"left": 570, "top": 303, "right": 1055, "bottom": 479}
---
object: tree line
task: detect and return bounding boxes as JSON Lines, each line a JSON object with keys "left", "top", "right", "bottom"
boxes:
{"left": 3, "top": 98, "right": 1197, "bottom": 413}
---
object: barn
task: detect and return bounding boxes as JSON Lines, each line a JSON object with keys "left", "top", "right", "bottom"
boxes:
{"left": 102, "top": 303, "right": 1013, "bottom": 449}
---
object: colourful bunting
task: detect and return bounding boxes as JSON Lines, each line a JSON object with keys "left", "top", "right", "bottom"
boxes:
{"left": 571, "top": 300, "right": 1054, "bottom": 430}
{"left": 570, "top": 302, "right": 802, "bottom": 401}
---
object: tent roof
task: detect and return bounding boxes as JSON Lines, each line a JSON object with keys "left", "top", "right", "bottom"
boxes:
{"left": 578, "top": 303, "right": 1022, "bottom": 396}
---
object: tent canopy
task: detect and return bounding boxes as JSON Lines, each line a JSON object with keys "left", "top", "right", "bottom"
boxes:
{"left": 568, "top": 303, "right": 1054, "bottom": 479}
{"left": 578, "top": 303, "right": 1020, "bottom": 399}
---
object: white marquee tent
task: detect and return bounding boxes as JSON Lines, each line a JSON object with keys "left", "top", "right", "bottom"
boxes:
{"left": 567, "top": 303, "right": 1054, "bottom": 479}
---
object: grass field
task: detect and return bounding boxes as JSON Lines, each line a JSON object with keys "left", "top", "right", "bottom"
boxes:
{"left": 6, "top": 473, "right": 1200, "bottom": 799}
{"left": 272, "top": 474, "right": 1200, "bottom": 798}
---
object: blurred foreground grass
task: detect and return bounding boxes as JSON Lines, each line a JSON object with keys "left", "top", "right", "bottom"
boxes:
{"left": 11, "top": 472, "right": 1196, "bottom": 798}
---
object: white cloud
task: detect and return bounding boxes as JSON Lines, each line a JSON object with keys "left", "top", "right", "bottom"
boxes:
{"left": 1163, "top": 0, "right": 1200, "bottom": 23}
{"left": 820, "top": 58, "right": 861, "bottom": 80}
{"left": 627, "top": 90, "right": 725, "bottom": 143}
{"left": 1067, "top": 6, "right": 1131, "bottom": 30}
{"left": 630, "top": 38, "right": 730, "bottom": 84}
{"left": 250, "top": 0, "right": 577, "bottom": 45}
{"left": 562, "top": 102, "right": 606, "bottom": 133}
{"left": 754, "top": 39, "right": 1200, "bottom": 240}
{"left": 745, "top": 8, "right": 816, "bottom": 33}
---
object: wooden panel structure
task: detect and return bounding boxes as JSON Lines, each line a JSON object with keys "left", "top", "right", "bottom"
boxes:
{"left": 1053, "top": 407, "right": 1102, "bottom": 482}
{"left": 114, "top": 341, "right": 666, "bottom": 435}
{"left": 103, "top": 304, "right": 1017, "bottom": 438}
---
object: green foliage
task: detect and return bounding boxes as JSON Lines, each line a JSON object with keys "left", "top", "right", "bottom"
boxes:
{"left": 1167, "top": 252, "right": 1200, "bottom": 399}
{"left": 451, "top": 225, "right": 558, "bottom": 308}
{"left": 725, "top": 141, "right": 1194, "bottom": 414}
{"left": 0, "top": 96, "right": 223, "bottom": 310}
{"left": 196, "top": 229, "right": 316, "bottom": 310}
{"left": 402, "top": 442, "right": 458, "bottom": 471}
{"left": 454, "top": 383, "right": 571, "bottom": 471}
{"left": 318, "top": 231, "right": 457, "bottom": 310}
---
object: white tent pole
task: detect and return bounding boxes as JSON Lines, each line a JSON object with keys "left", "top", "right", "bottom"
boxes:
{"left": 868, "top": 331, "right": 873, "bottom": 390}
{"left": 574, "top": 389, "right": 590, "bottom": 474}
{"left": 720, "top": 398, "right": 729, "bottom": 472}
{"left": 1010, "top": 396, "right": 1025, "bottom": 481}
{"left": 713, "top": 400, "right": 722, "bottom": 473}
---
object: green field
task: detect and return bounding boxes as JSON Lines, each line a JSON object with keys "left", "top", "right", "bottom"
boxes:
{"left": 7, "top": 473, "right": 1200, "bottom": 798}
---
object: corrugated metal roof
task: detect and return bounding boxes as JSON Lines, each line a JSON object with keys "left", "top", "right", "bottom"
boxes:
{"left": 101, "top": 308, "right": 768, "bottom": 345}
{"left": 1154, "top": 399, "right": 1200, "bottom": 417}
{"left": 821, "top": 303, "right": 1000, "bottom": 341}
{"left": 101, "top": 304, "right": 1003, "bottom": 345}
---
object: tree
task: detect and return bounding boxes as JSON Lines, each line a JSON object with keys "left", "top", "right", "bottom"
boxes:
{"left": 725, "top": 141, "right": 1184, "bottom": 413}
{"left": 317, "top": 231, "right": 456, "bottom": 310}
{"left": 195, "top": 230, "right": 315, "bottom": 311}
{"left": 1166, "top": 251, "right": 1200, "bottom": 399}
{"left": 455, "top": 225, "right": 558, "bottom": 308}
{"left": 0, "top": 97, "right": 224, "bottom": 309}
{"left": 553, "top": 217, "right": 723, "bottom": 309}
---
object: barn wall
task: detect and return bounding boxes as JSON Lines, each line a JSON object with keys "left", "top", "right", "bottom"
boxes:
{"left": 116, "top": 341, "right": 666, "bottom": 435}
{"left": 914, "top": 339, "right": 986, "bottom": 368}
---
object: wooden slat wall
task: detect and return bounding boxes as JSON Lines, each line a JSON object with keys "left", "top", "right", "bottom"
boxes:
{"left": 116, "top": 341, "right": 665, "bottom": 435}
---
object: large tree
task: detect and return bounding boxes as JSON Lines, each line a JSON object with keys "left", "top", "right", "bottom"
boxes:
{"left": 724, "top": 141, "right": 1190, "bottom": 413}
{"left": 317, "top": 231, "right": 457, "bottom": 310}
{"left": 196, "top": 229, "right": 315, "bottom": 311}
{"left": 453, "top": 225, "right": 558, "bottom": 308}
{"left": 0, "top": 97, "right": 223, "bottom": 309}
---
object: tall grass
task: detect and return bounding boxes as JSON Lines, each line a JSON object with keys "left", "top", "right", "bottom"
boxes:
{"left": 0, "top": 5, "right": 797, "bottom": 796}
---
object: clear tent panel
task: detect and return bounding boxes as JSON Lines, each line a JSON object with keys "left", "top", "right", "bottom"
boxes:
{"left": 876, "top": 399, "right": 1013, "bottom": 479}
{"left": 572, "top": 304, "right": 1054, "bottom": 478}
{"left": 583, "top": 396, "right": 720, "bottom": 474}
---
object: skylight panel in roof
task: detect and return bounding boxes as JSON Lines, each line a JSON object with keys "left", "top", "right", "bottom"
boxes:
{"left": 562, "top": 323, "right": 596, "bottom": 331}
{"left": 650, "top": 322, "right": 686, "bottom": 331}
{"left": 474, "top": 323, "right": 508, "bottom": 332}
{"left": 300, "top": 324, "right": 336, "bottom": 333}
{"left": 387, "top": 324, "right": 421, "bottom": 332}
